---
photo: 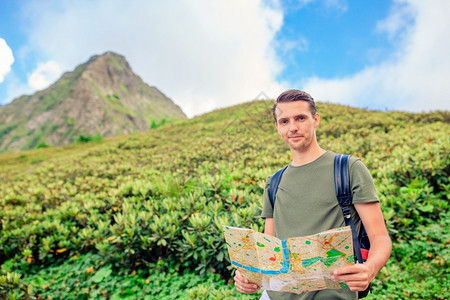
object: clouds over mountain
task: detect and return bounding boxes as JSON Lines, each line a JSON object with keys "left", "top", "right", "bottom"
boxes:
{"left": 16, "top": 0, "right": 285, "bottom": 117}
{"left": 2, "top": 0, "right": 449, "bottom": 115}
{"left": 27, "top": 61, "right": 62, "bottom": 90}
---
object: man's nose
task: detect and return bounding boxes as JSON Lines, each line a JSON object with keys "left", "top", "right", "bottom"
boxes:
{"left": 289, "top": 121, "right": 299, "bottom": 131}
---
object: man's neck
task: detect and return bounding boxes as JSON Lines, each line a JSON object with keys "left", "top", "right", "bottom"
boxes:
{"left": 290, "top": 145, "right": 327, "bottom": 166}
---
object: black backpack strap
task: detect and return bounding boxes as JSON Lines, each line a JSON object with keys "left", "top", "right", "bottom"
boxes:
{"left": 334, "top": 154, "right": 364, "bottom": 264}
{"left": 268, "top": 166, "right": 288, "bottom": 209}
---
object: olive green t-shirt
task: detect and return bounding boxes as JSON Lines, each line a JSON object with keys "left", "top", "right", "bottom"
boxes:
{"left": 261, "top": 151, "right": 379, "bottom": 300}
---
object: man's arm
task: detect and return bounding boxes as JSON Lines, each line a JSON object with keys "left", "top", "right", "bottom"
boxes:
{"left": 264, "top": 217, "right": 275, "bottom": 236}
{"left": 233, "top": 218, "right": 274, "bottom": 294}
{"left": 331, "top": 202, "right": 392, "bottom": 291}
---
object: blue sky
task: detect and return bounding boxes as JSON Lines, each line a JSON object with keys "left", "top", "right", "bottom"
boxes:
{"left": 1, "top": 0, "right": 449, "bottom": 117}
{"left": 276, "top": 1, "right": 394, "bottom": 79}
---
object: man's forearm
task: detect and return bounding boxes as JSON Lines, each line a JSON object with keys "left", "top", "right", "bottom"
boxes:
{"left": 264, "top": 217, "right": 275, "bottom": 236}
{"left": 365, "top": 234, "right": 392, "bottom": 280}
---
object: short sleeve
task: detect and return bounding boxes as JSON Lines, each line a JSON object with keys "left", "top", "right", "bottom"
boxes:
{"left": 349, "top": 159, "right": 379, "bottom": 204}
{"left": 261, "top": 176, "right": 273, "bottom": 219}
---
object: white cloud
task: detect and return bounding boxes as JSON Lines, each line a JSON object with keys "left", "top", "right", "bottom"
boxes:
{"left": 279, "top": 36, "right": 309, "bottom": 54}
{"left": 323, "top": 0, "right": 348, "bottom": 13}
{"left": 375, "top": 0, "right": 415, "bottom": 42}
{"left": 287, "top": 0, "right": 348, "bottom": 13}
{"left": 0, "top": 38, "right": 14, "bottom": 83}
{"left": 302, "top": 0, "right": 450, "bottom": 112}
{"left": 18, "top": 0, "right": 287, "bottom": 117}
{"left": 294, "top": 0, "right": 316, "bottom": 8}
{"left": 27, "top": 61, "right": 63, "bottom": 90}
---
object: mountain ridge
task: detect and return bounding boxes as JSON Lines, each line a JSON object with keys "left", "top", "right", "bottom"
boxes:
{"left": 0, "top": 51, "right": 186, "bottom": 153}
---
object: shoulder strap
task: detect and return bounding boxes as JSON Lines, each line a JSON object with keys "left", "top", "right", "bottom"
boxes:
{"left": 334, "top": 154, "right": 364, "bottom": 264}
{"left": 334, "top": 154, "right": 352, "bottom": 206}
{"left": 268, "top": 166, "right": 288, "bottom": 209}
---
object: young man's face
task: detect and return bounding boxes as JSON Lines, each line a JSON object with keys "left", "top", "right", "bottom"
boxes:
{"left": 274, "top": 101, "right": 320, "bottom": 152}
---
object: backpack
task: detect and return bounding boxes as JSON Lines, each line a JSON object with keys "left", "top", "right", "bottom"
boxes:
{"left": 268, "top": 154, "right": 371, "bottom": 298}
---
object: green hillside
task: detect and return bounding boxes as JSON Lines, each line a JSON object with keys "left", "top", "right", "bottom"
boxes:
{"left": 0, "top": 100, "right": 449, "bottom": 299}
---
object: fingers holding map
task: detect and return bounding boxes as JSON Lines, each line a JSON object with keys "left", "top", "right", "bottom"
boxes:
{"left": 223, "top": 226, "right": 354, "bottom": 294}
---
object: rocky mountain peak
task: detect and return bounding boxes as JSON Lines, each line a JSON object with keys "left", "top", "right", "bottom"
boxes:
{"left": 0, "top": 52, "right": 186, "bottom": 153}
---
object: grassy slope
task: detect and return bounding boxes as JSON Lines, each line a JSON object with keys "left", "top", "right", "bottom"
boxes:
{"left": 0, "top": 100, "right": 449, "bottom": 299}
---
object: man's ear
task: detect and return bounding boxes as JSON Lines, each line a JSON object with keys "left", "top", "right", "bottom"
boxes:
{"left": 275, "top": 121, "right": 282, "bottom": 135}
{"left": 314, "top": 113, "right": 320, "bottom": 128}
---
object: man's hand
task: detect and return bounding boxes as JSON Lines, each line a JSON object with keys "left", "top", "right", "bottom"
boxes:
{"left": 331, "top": 263, "right": 375, "bottom": 292}
{"left": 233, "top": 269, "right": 260, "bottom": 294}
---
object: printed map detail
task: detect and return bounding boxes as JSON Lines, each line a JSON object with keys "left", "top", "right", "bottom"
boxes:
{"left": 223, "top": 225, "right": 354, "bottom": 294}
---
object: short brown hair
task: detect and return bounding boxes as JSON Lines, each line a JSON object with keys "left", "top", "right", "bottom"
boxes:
{"left": 272, "top": 90, "right": 317, "bottom": 122}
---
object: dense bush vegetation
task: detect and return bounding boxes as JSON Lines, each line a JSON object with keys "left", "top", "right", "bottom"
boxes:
{"left": 75, "top": 133, "right": 104, "bottom": 144}
{"left": 0, "top": 100, "right": 448, "bottom": 299}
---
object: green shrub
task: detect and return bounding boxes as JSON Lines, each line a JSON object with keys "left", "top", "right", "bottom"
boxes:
{"left": 0, "top": 272, "right": 35, "bottom": 300}
{"left": 150, "top": 118, "right": 167, "bottom": 129}
{"left": 15, "top": 253, "right": 252, "bottom": 300}
{"left": 75, "top": 133, "right": 103, "bottom": 143}
{"left": 35, "top": 140, "right": 50, "bottom": 149}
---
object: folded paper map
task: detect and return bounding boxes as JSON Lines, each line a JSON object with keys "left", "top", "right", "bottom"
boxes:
{"left": 223, "top": 225, "right": 354, "bottom": 294}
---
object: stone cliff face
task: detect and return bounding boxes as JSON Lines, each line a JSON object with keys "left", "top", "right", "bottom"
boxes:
{"left": 0, "top": 52, "right": 186, "bottom": 152}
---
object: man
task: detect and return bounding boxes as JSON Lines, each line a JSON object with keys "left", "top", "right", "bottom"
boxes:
{"left": 234, "top": 90, "right": 392, "bottom": 299}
